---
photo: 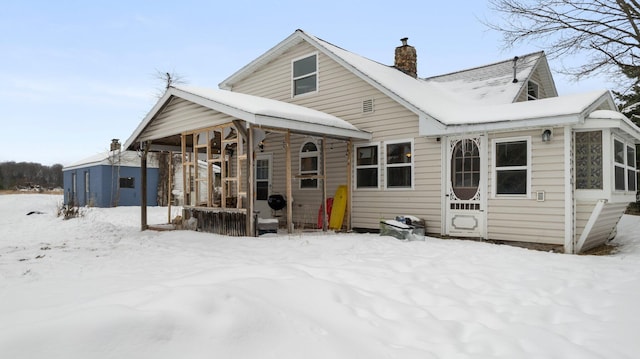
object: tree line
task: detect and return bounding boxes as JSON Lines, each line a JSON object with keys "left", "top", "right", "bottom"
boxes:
{"left": 0, "top": 162, "right": 63, "bottom": 190}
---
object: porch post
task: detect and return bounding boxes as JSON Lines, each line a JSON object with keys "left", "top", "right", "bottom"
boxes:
{"left": 246, "top": 124, "right": 255, "bottom": 236}
{"left": 140, "top": 141, "right": 149, "bottom": 231}
{"left": 167, "top": 151, "right": 172, "bottom": 224}
{"left": 346, "top": 139, "right": 352, "bottom": 231}
{"left": 322, "top": 136, "right": 328, "bottom": 231}
{"left": 285, "top": 130, "right": 293, "bottom": 233}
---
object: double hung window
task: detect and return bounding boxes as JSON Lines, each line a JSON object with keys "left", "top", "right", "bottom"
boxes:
{"left": 494, "top": 138, "right": 530, "bottom": 196}
{"left": 293, "top": 54, "right": 317, "bottom": 96}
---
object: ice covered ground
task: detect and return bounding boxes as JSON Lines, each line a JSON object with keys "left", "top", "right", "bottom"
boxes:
{"left": 1, "top": 194, "right": 640, "bottom": 358}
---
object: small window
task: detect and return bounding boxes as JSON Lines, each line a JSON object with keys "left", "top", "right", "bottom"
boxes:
{"left": 355, "top": 144, "right": 379, "bottom": 188}
{"left": 120, "top": 177, "right": 135, "bottom": 189}
{"left": 494, "top": 138, "right": 530, "bottom": 196}
{"left": 256, "top": 159, "right": 269, "bottom": 201}
{"left": 386, "top": 141, "right": 413, "bottom": 188}
{"left": 300, "top": 141, "right": 319, "bottom": 189}
{"left": 84, "top": 171, "right": 90, "bottom": 194}
{"left": 293, "top": 54, "right": 317, "bottom": 96}
{"left": 527, "top": 81, "right": 539, "bottom": 100}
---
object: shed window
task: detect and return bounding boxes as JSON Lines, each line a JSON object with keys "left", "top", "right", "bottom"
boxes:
{"left": 576, "top": 131, "right": 603, "bottom": 189}
{"left": 385, "top": 141, "right": 413, "bottom": 188}
{"left": 494, "top": 138, "right": 530, "bottom": 196}
{"left": 355, "top": 144, "right": 379, "bottom": 188}
{"left": 293, "top": 54, "right": 317, "bottom": 96}
{"left": 300, "top": 142, "right": 319, "bottom": 189}
{"left": 120, "top": 177, "right": 135, "bottom": 189}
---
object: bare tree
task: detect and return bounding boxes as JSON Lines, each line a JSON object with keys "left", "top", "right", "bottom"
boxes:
{"left": 487, "top": 0, "right": 640, "bottom": 84}
{"left": 153, "top": 69, "right": 187, "bottom": 97}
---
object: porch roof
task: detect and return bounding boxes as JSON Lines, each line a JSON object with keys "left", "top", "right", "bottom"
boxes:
{"left": 124, "top": 86, "right": 371, "bottom": 150}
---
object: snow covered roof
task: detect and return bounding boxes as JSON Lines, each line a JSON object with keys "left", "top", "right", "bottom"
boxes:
{"left": 63, "top": 150, "right": 159, "bottom": 171}
{"left": 217, "top": 29, "right": 628, "bottom": 136}
{"left": 424, "top": 52, "right": 557, "bottom": 104}
{"left": 220, "top": 30, "right": 556, "bottom": 123}
{"left": 124, "top": 86, "right": 371, "bottom": 150}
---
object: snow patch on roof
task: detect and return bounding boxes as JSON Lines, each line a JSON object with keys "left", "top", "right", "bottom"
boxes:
{"left": 63, "top": 150, "right": 158, "bottom": 171}
{"left": 174, "top": 86, "right": 363, "bottom": 132}
{"left": 424, "top": 52, "right": 543, "bottom": 104}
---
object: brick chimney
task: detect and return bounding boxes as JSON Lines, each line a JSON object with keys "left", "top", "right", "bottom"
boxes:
{"left": 394, "top": 37, "right": 417, "bottom": 78}
{"left": 110, "top": 139, "right": 121, "bottom": 152}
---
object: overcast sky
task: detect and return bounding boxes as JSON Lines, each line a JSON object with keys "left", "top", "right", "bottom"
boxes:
{"left": 1, "top": 0, "right": 615, "bottom": 166}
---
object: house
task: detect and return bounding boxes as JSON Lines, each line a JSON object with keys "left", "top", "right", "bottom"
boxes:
{"left": 125, "top": 29, "right": 640, "bottom": 253}
{"left": 63, "top": 140, "right": 160, "bottom": 207}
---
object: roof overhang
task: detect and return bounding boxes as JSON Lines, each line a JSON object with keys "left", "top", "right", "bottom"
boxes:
{"left": 124, "top": 86, "right": 371, "bottom": 151}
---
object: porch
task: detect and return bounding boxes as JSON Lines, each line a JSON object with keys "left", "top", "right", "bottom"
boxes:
{"left": 124, "top": 86, "right": 370, "bottom": 236}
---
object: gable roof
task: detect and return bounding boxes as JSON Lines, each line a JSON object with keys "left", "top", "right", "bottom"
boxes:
{"left": 124, "top": 86, "right": 371, "bottom": 150}
{"left": 220, "top": 30, "right": 555, "bottom": 122}
{"left": 219, "top": 29, "right": 628, "bottom": 137}
{"left": 424, "top": 51, "right": 558, "bottom": 104}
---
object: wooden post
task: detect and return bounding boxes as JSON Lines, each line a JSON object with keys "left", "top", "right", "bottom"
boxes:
{"left": 246, "top": 124, "right": 255, "bottom": 236}
{"left": 167, "top": 151, "right": 172, "bottom": 224}
{"left": 285, "top": 130, "right": 293, "bottom": 233}
{"left": 346, "top": 139, "right": 352, "bottom": 231}
{"left": 140, "top": 141, "right": 149, "bottom": 231}
{"left": 322, "top": 136, "right": 328, "bottom": 231}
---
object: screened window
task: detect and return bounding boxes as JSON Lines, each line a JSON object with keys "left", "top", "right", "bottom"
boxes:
{"left": 355, "top": 144, "right": 379, "bottom": 188}
{"left": 293, "top": 54, "right": 317, "bottom": 96}
{"left": 120, "top": 177, "right": 135, "bottom": 189}
{"left": 300, "top": 142, "right": 319, "bottom": 189}
{"left": 386, "top": 141, "right": 412, "bottom": 188}
{"left": 494, "top": 139, "right": 529, "bottom": 195}
{"left": 576, "top": 131, "right": 603, "bottom": 189}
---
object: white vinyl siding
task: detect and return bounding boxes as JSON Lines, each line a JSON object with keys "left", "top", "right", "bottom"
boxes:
{"left": 230, "top": 41, "right": 442, "bottom": 233}
{"left": 487, "top": 128, "right": 565, "bottom": 245}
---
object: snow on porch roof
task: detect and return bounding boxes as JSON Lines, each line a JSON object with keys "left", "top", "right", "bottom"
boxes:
{"left": 124, "top": 86, "right": 371, "bottom": 150}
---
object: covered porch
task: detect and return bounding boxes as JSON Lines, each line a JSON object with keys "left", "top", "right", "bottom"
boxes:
{"left": 124, "top": 86, "right": 371, "bottom": 236}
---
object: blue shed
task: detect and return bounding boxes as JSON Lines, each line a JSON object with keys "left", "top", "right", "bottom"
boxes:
{"left": 63, "top": 150, "right": 159, "bottom": 207}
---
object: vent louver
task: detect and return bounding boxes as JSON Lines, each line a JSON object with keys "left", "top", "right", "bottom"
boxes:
{"left": 362, "top": 98, "right": 374, "bottom": 113}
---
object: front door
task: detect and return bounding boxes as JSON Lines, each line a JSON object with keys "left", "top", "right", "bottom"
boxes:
{"left": 255, "top": 153, "right": 272, "bottom": 218}
{"left": 445, "top": 136, "right": 485, "bottom": 238}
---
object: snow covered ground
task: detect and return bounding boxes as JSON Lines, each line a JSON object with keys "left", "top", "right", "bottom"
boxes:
{"left": 2, "top": 194, "right": 640, "bottom": 359}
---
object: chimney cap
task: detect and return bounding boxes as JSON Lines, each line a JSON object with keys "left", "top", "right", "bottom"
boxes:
{"left": 400, "top": 37, "right": 408, "bottom": 46}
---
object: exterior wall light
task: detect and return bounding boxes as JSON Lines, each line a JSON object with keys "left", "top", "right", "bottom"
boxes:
{"left": 542, "top": 129, "right": 552, "bottom": 142}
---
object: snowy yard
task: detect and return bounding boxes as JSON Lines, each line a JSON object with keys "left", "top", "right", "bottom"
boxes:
{"left": 1, "top": 194, "right": 640, "bottom": 359}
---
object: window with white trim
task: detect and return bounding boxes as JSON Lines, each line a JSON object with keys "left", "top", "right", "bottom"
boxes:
{"left": 493, "top": 138, "right": 530, "bottom": 196}
{"left": 292, "top": 54, "right": 317, "bottom": 96}
{"left": 527, "top": 81, "right": 539, "bottom": 100}
{"left": 355, "top": 143, "right": 379, "bottom": 188}
{"left": 614, "top": 138, "right": 636, "bottom": 192}
{"left": 385, "top": 140, "right": 413, "bottom": 188}
{"left": 300, "top": 141, "right": 319, "bottom": 189}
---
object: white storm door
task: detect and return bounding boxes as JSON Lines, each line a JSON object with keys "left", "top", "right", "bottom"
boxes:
{"left": 445, "top": 136, "right": 486, "bottom": 238}
{"left": 255, "top": 153, "right": 273, "bottom": 218}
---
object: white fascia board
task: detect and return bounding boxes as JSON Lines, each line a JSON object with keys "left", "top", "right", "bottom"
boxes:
{"left": 420, "top": 114, "right": 581, "bottom": 137}
{"left": 124, "top": 90, "right": 174, "bottom": 150}
{"left": 219, "top": 31, "right": 304, "bottom": 90}
{"left": 171, "top": 88, "right": 254, "bottom": 123}
{"left": 253, "top": 114, "right": 372, "bottom": 140}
